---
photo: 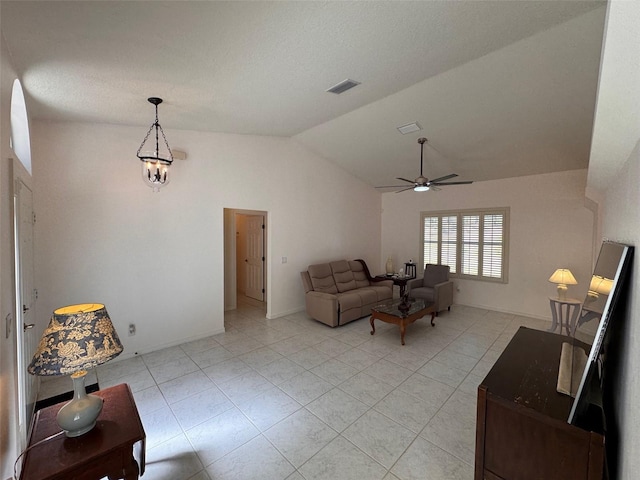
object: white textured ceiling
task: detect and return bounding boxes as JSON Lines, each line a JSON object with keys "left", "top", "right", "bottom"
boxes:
{"left": 1, "top": 1, "right": 607, "bottom": 187}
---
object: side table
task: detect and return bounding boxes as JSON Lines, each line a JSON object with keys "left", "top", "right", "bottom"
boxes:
{"left": 20, "top": 383, "right": 145, "bottom": 480}
{"left": 548, "top": 297, "right": 582, "bottom": 336}
{"left": 374, "top": 275, "right": 415, "bottom": 297}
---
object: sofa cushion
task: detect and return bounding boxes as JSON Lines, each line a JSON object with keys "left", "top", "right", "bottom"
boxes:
{"left": 355, "top": 287, "right": 378, "bottom": 306}
{"left": 335, "top": 291, "right": 362, "bottom": 313}
{"left": 366, "top": 285, "right": 393, "bottom": 302}
{"left": 308, "top": 263, "right": 338, "bottom": 294}
{"left": 349, "top": 260, "right": 371, "bottom": 288}
{"left": 423, "top": 264, "right": 450, "bottom": 287}
{"left": 411, "top": 286, "right": 435, "bottom": 302}
{"left": 330, "top": 260, "right": 357, "bottom": 293}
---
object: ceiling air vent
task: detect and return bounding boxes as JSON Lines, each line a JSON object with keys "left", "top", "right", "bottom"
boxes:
{"left": 397, "top": 122, "right": 422, "bottom": 135}
{"left": 326, "top": 79, "right": 361, "bottom": 94}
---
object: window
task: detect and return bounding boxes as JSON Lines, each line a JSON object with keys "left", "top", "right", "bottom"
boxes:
{"left": 11, "top": 79, "right": 32, "bottom": 174}
{"left": 420, "top": 208, "right": 509, "bottom": 282}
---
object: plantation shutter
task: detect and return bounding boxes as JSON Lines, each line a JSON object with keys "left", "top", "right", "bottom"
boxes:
{"left": 482, "top": 214, "right": 504, "bottom": 278}
{"left": 423, "top": 216, "right": 438, "bottom": 266}
{"left": 461, "top": 215, "right": 480, "bottom": 276}
{"left": 441, "top": 215, "right": 457, "bottom": 273}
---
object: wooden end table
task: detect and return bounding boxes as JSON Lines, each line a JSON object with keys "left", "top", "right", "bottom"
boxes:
{"left": 374, "top": 274, "right": 416, "bottom": 297}
{"left": 20, "top": 383, "right": 146, "bottom": 480}
{"left": 548, "top": 297, "right": 582, "bottom": 336}
{"left": 370, "top": 298, "right": 435, "bottom": 345}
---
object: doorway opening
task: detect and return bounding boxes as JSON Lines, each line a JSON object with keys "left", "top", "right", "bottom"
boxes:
{"left": 223, "top": 209, "right": 267, "bottom": 315}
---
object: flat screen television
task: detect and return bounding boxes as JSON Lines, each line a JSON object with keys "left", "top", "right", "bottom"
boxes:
{"left": 568, "top": 241, "right": 633, "bottom": 424}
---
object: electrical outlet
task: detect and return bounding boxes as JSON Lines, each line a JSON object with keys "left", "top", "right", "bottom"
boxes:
{"left": 128, "top": 323, "right": 136, "bottom": 336}
{"left": 282, "top": 257, "right": 287, "bottom": 264}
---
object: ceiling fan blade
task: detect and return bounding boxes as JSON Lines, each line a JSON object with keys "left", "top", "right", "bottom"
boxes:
{"left": 430, "top": 185, "right": 441, "bottom": 191}
{"left": 429, "top": 173, "right": 458, "bottom": 183}
{"left": 395, "top": 186, "right": 415, "bottom": 193}
{"left": 396, "top": 177, "right": 416, "bottom": 184}
{"left": 431, "top": 180, "right": 474, "bottom": 186}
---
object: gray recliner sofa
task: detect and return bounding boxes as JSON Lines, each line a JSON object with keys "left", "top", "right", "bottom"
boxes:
{"left": 300, "top": 259, "right": 393, "bottom": 327}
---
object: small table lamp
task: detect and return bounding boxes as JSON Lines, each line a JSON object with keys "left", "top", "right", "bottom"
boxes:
{"left": 548, "top": 268, "right": 578, "bottom": 300}
{"left": 28, "top": 303, "right": 123, "bottom": 437}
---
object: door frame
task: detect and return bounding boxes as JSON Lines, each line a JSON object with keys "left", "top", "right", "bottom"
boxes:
{"left": 223, "top": 208, "right": 268, "bottom": 313}
{"left": 11, "top": 157, "right": 38, "bottom": 449}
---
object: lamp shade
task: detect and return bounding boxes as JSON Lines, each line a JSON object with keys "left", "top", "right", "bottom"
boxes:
{"left": 589, "top": 275, "right": 614, "bottom": 296}
{"left": 548, "top": 269, "right": 578, "bottom": 286}
{"left": 28, "top": 303, "right": 123, "bottom": 376}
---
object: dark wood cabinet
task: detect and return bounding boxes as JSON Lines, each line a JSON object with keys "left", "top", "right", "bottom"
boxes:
{"left": 475, "top": 327, "right": 605, "bottom": 480}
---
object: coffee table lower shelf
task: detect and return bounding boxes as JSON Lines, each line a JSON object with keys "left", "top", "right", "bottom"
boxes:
{"left": 370, "top": 299, "right": 435, "bottom": 345}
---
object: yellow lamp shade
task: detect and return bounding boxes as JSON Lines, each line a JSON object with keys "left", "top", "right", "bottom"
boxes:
{"left": 548, "top": 269, "right": 578, "bottom": 285}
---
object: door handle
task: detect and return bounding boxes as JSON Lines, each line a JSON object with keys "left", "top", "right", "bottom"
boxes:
{"left": 23, "top": 304, "right": 29, "bottom": 313}
{"left": 23, "top": 323, "right": 34, "bottom": 331}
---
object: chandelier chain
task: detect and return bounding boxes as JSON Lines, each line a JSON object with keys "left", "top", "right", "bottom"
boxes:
{"left": 136, "top": 123, "right": 156, "bottom": 157}
{"left": 136, "top": 101, "right": 174, "bottom": 163}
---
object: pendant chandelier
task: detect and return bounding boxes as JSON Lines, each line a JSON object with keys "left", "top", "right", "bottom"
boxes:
{"left": 136, "top": 97, "right": 173, "bottom": 192}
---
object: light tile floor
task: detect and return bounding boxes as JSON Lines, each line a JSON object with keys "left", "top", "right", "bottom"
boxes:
{"left": 82, "top": 302, "right": 549, "bottom": 480}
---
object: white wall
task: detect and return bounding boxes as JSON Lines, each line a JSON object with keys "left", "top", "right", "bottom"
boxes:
{"left": 600, "top": 140, "right": 639, "bottom": 478}
{"left": 31, "top": 121, "right": 382, "bottom": 359}
{"left": 586, "top": 0, "right": 640, "bottom": 475}
{"left": 381, "top": 169, "right": 594, "bottom": 319}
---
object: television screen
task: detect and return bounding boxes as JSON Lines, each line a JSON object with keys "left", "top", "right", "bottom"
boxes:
{"left": 568, "top": 241, "right": 633, "bottom": 424}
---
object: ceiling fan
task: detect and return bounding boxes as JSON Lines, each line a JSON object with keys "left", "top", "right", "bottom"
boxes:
{"left": 376, "top": 137, "right": 473, "bottom": 193}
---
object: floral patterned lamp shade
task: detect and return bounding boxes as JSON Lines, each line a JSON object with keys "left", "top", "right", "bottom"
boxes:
{"left": 28, "top": 303, "right": 123, "bottom": 436}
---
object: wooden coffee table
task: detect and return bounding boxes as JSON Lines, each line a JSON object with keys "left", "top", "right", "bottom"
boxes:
{"left": 370, "top": 298, "right": 435, "bottom": 345}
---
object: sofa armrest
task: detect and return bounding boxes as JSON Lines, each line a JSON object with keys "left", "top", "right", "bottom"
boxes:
{"left": 300, "top": 271, "right": 313, "bottom": 293}
{"left": 407, "top": 277, "right": 423, "bottom": 291}
{"left": 305, "top": 291, "right": 339, "bottom": 327}
{"left": 374, "top": 279, "right": 394, "bottom": 288}
{"left": 433, "top": 280, "right": 454, "bottom": 310}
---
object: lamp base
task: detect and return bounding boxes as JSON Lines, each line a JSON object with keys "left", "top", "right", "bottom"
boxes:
{"left": 56, "top": 371, "right": 103, "bottom": 437}
{"left": 556, "top": 283, "right": 569, "bottom": 300}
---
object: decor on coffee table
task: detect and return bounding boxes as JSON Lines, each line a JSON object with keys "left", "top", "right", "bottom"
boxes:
{"left": 398, "top": 294, "right": 411, "bottom": 314}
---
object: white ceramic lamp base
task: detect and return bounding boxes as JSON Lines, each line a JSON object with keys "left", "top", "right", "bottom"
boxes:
{"left": 56, "top": 371, "right": 103, "bottom": 437}
{"left": 556, "top": 283, "right": 568, "bottom": 300}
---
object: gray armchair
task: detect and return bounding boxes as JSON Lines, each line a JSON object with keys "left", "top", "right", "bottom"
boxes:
{"left": 407, "top": 264, "right": 454, "bottom": 315}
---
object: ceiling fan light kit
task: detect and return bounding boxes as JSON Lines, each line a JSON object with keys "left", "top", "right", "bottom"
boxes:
{"left": 376, "top": 137, "right": 473, "bottom": 193}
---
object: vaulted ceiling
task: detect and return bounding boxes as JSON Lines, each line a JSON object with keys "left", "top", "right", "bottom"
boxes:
{"left": 1, "top": 1, "right": 607, "bottom": 188}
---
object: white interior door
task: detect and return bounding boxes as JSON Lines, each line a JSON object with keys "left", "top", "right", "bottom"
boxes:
{"left": 245, "top": 215, "right": 265, "bottom": 301}
{"left": 12, "top": 158, "right": 38, "bottom": 446}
